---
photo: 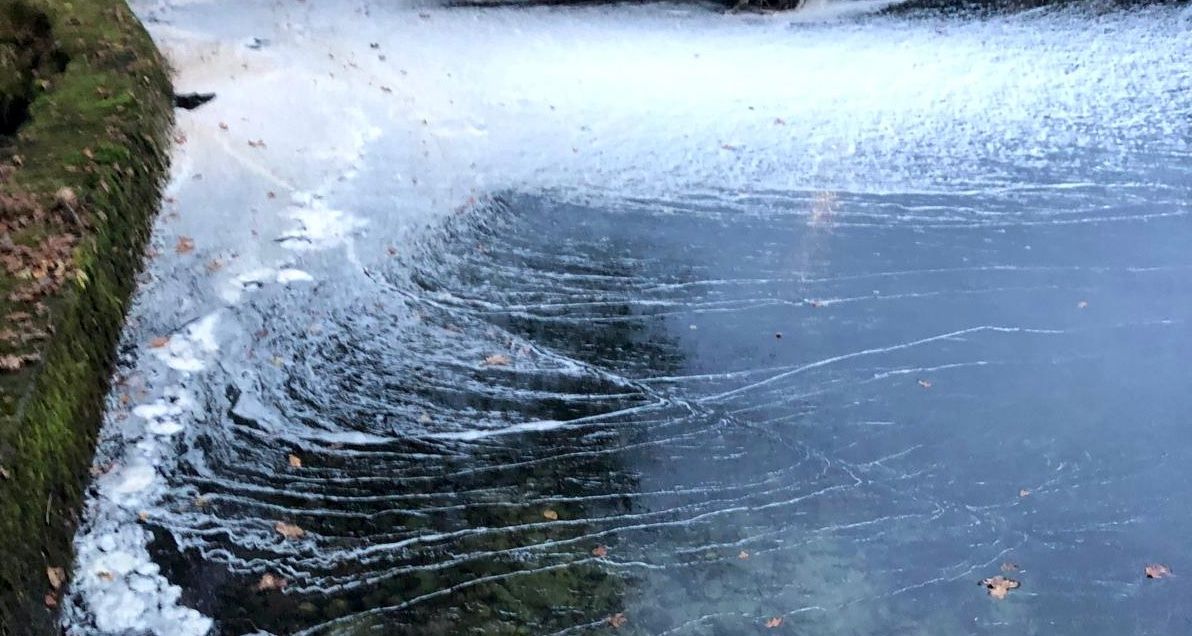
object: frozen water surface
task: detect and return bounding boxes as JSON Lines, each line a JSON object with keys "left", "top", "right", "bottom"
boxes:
{"left": 63, "top": 0, "right": 1192, "bottom": 634}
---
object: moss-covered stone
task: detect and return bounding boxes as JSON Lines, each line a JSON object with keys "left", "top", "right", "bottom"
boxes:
{"left": 0, "top": 0, "right": 172, "bottom": 631}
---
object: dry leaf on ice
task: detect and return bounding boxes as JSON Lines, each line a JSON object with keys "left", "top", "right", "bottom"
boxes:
{"left": 980, "top": 575, "right": 1020, "bottom": 599}
{"left": 288, "top": 454, "right": 302, "bottom": 468}
{"left": 275, "top": 521, "right": 305, "bottom": 539}
{"left": 484, "top": 354, "right": 511, "bottom": 366}
{"left": 1146, "top": 563, "right": 1171, "bottom": 579}
{"left": 738, "top": 550, "right": 750, "bottom": 560}
{"left": 175, "top": 236, "right": 195, "bottom": 254}
{"left": 592, "top": 545, "right": 608, "bottom": 558}
{"left": 256, "top": 573, "right": 288, "bottom": 591}
{"left": 765, "top": 616, "right": 784, "bottom": 628}
{"left": 149, "top": 336, "right": 170, "bottom": 348}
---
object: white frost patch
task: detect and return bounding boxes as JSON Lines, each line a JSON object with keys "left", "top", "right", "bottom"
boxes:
{"left": 67, "top": 326, "right": 220, "bottom": 634}
{"left": 429, "top": 419, "right": 568, "bottom": 441}
{"left": 278, "top": 194, "right": 366, "bottom": 252}
{"left": 149, "top": 312, "right": 222, "bottom": 371}
{"left": 276, "top": 268, "right": 315, "bottom": 284}
{"left": 72, "top": 525, "right": 212, "bottom": 636}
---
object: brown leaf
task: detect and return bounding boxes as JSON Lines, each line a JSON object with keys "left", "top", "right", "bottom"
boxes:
{"left": 592, "top": 545, "right": 608, "bottom": 558}
{"left": 288, "top": 454, "right": 302, "bottom": 469}
{"left": 607, "top": 613, "right": 627, "bottom": 629}
{"left": 43, "top": 592, "right": 58, "bottom": 609}
{"left": 46, "top": 566, "right": 65, "bottom": 591}
{"left": 0, "top": 355, "right": 24, "bottom": 372}
{"left": 255, "top": 572, "right": 288, "bottom": 591}
{"left": 175, "top": 236, "right": 195, "bottom": 254}
{"left": 275, "top": 521, "right": 305, "bottom": 539}
{"left": 980, "top": 575, "right": 1020, "bottom": 599}
{"left": 1145, "top": 563, "right": 1171, "bottom": 579}
{"left": 149, "top": 336, "right": 170, "bottom": 348}
{"left": 542, "top": 509, "right": 559, "bottom": 521}
{"left": 738, "top": 550, "right": 750, "bottom": 560}
{"left": 917, "top": 379, "right": 932, "bottom": 389}
{"left": 97, "top": 570, "right": 114, "bottom": 582}
{"left": 137, "top": 511, "right": 150, "bottom": 522}
{"left": 484, "top": 354, "right": 511, "bottom": 366}
{"left": 765, "top": 616, "right": 783, "bottom": 628}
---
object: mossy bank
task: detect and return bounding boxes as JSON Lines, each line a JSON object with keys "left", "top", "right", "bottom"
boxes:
{"left": 0, "top": 0, "right": 172, "bottom": 631}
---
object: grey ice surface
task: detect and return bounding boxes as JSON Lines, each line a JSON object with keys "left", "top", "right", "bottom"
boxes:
{"left": 63, "top": 1, "right": 1192, "bottom": 634}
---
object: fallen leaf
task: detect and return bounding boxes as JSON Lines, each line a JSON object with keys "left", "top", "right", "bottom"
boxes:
{"left": 44, "top": 592, "right": 57, "bottom": 609}
{"left": 607, "top": 613, "right": 627, "bottom": 629}
{"left": 175, "top": 236, "right": 195, "bottom": 254}
{"left": 592, "top": 545, "right": 608, "bottom": 558}
{"left": 738, "top": 550, "right": 750, "bottom": 560}
{"left": 275, "top": 521, "right": 305, "bottom": 539}
{"left": 96, "top": 570, "right": 114, "bottom": 582}
{"left": 149, "top": 336, "right": 170, "bottom": 348}
{"left": 0, "top": 466, "right": 10, "bottom": 480}
{"left": 1019, "top": 488, "right": 1031, "bottom": 498}
{"left": 1146, "top": 563, "right": 1171, "bottom": 579}
{"left": 46, "top": 567, "right": 65, "bottom": 591}
{"left": 980, "top": 575, "right": 1020, "bottom": 599}
{"left": 267, "top": 191, "right": 277, "bottom": 199}
{"left": 765, "top": 616, "right": 783, "bottom": 628}
{"left": 256, "top": 572, "right": 288, "bottom": 591}
{"left": 194, "top": 495, "right": 209, "bottom": 508}
{"left": 542, "top": 509, "right": 559, "bottom": 521}
{"left": 219, "top": 122, "right": 229, "bottom": 130}
{"left": 137, "top": 511, "right": 150, "bottom": 522}
{"left": 917, "top": 379, "right": 933, "bottom": 389}
{"left": 288, "top": 454, "right": 302, "bottom": 468}
{"left": 1077, "top": 300, "right": 1089, "bottom": 309}
{"left": 484, "top": 354, "right": 511, "bottom": 366}
{"left": 0, "top": 355, "right": 24, "bottom": 372}
{"left": 1000, "top": 562, "right": 1019, "bottom": 573}
{"left": 248, "top": 139, "right": 267, "bottom": 148}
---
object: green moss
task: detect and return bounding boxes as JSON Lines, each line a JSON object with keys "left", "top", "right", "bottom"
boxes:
{"left": 0, "top": 0, "right": 172, "bottom": 631}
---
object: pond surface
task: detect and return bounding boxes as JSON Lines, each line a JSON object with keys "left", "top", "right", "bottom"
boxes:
{"left": 64, "top": 1, "right": 1192, "bottom": 634}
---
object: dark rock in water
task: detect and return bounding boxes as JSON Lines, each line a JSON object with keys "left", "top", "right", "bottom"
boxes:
{"left": 173, "top": 92, "right": 216, "bottom": 110}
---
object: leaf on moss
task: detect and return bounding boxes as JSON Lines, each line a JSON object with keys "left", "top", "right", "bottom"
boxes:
{"left": 46, "top": 567, "right": 65, "bottom": 591}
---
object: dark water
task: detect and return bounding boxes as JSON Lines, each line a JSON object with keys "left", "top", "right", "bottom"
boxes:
{"left": 142, "top": 175, "right": 1192, "bottom": 634}
{"left": 60, "top": 1, "right": 1192, "bottom": 633}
